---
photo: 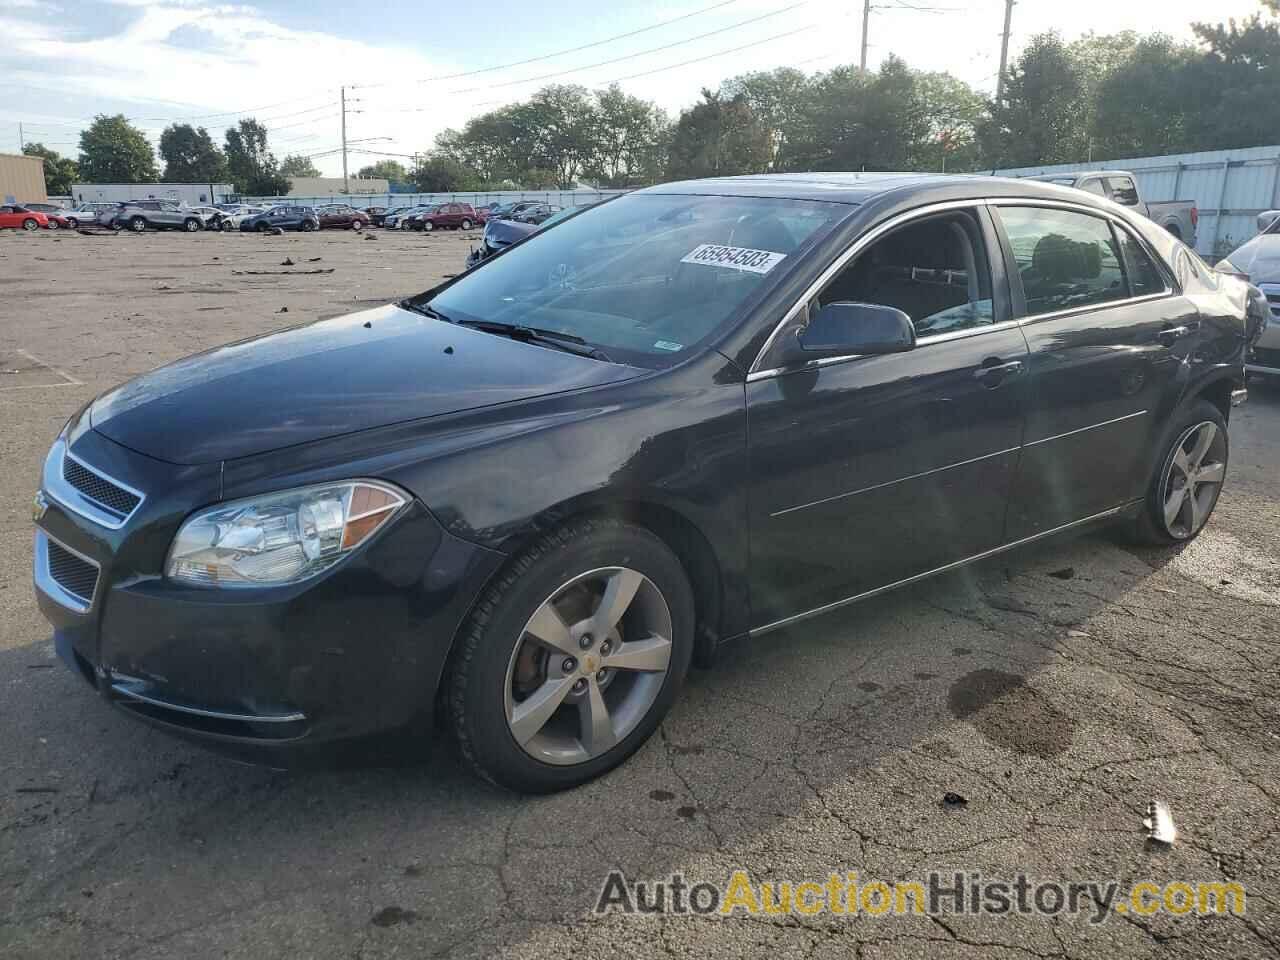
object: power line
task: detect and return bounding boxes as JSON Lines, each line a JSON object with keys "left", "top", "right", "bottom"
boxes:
{"left": 353, "top": 0, "right": 744, "bottom": 90}
{"left": 605, "top": 23, "right": 816, "bottom": 84}
{"left": 368, "top": 0, "right": 811, "bottom": 110}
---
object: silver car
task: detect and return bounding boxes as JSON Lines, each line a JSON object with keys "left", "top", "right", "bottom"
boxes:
{"left": 1218, "top": 210, "right": 1280, "bottom": 376}
{"left": 109, "top": 199, "right": 206, "bottom": 233}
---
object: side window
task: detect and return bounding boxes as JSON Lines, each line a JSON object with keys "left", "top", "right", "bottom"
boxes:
{"left": 815, "top": 211, "right": 995, "bottom": 337}
{"left": 1115, "top": 226, "right": 1166, "bottom": 297}
{"left": 996, "top": 207, "right": 1127, "bottom": 316}
{"left": 1078, "top": 179, "right": 1107, "bottom": 197}
{"left": 1103, "top": 177, "right": 1140, "bottom": 206}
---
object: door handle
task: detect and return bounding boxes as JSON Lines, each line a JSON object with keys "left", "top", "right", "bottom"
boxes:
{"left": 974, "top": 359, "right": 1023, "bottom": 387}
{"left": 1158, "top": 321, "right": 1198, "bottom": 346}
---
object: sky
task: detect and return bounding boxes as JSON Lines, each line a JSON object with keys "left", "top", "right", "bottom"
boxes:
{"left": 0, "top": 0, "right": 1271, "bottom": 179}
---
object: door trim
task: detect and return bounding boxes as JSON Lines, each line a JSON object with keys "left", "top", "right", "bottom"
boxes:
{"left": 1023, "top": 409, "right": 1148, "bottom": 448}
{"left": 749, "top": 501, "right": 1138, "bottom": 635}
{"left": 769, "top": 444, "right": 1021, "bottom": 517}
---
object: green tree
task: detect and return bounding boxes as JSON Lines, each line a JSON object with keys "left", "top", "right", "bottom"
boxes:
{"left": 224, "top": 119, "right": 290, "bottom": 196}
{"left": 719, "top": 67, "right": 811, "bottom": 169}
{"left": 1190, "top": 0, "right": 1280, "bottom": 150}
{"left": 666, "top": 89, "right": 772, "bottom": 180}
{"left": 22, "top": 143, "right": 79, "bottom": 195}
{"left": 77, "top": 114, "right": 158, "bottom": 183}
{"left": 411, "top": 156, "right": 484, "bottom": 192}
{"left": 978, "top": 33, "right": 1091, "bottom": 167}
{"left": 158, "top": 123, "right": 226, "bottom": 182}
{"left": 279, "top": 154, "right": 321, "bottom": 178}
{"left": 584, "top": 85, "right": 666, "bottom": 186}
{"left": 356, "top": 159, "right": 408, "bottom": 183}
{"left": 1089, "top": 36, "right": 1202, "bottom": 158}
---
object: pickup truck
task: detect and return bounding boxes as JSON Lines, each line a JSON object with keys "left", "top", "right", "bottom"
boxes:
{"left": 1028, "top": 170, "right": 1198, "bottom": 248}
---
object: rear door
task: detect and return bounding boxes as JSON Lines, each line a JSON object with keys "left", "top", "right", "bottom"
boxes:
{"left": 0, "top": 206, "right": 17, "bottom": 228}
{"left": 991, "top": 201, "right": 1196, "bottom": 539}
{"left": 746, "top": 202, "right": 1028, "bottom": 629}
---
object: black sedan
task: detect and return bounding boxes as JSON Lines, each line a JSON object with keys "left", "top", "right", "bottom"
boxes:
{"left": 33, "top": 174, "right": 1258, "bottom": 793}
{"left": 239, "top": 205, "right": 319, "bottom": 232}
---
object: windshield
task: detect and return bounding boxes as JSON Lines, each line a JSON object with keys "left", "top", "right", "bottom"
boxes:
{"left": 424, "top": 193, "right": 844, "bottom": 366}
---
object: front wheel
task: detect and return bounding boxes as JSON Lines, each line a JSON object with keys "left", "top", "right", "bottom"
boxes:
{"left": 422, "top": 220, "right": 434, "bottom": 232}
{"left": 1133, "top": 399, "right": 1228, "bottom": 544}
{"left": 66, "top": 217, "right": 79, "bottom": 229}
{"left": 221, "top": 220, "right": 234, "bottom": 232}
{"left": 352, "top": 220, "right": 364, "bottom": 231}
{"left": 446, "top": 518, "right": 694, "bottom": 793}
{"left": 130, "top": 216, "right": 147, "bottom": 233}
{"left": 460, "top": 218, "right": 472, "bottom": 230}
{"left": 183, "top": 218, "right": 200, "bottom": 232}
{"left": 46, "top": 219, "right": 59, "bottom": 230}
{"left": 300, "top": 220, "right": 316, "bottom": 232}
{"left": 256, "top": 222, "right": 270, "bottom": 233}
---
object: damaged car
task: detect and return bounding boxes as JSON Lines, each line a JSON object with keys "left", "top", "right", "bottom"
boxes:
{"left": 1217, "top": 209, "right": 1280, "bottom": 377}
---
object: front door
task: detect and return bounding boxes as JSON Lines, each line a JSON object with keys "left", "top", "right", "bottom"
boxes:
{"left": 991, "top": 202, "right": 1198, "bottom": 539}
{"left": 746, "top": 205, "right": 1028, "bottom": 630}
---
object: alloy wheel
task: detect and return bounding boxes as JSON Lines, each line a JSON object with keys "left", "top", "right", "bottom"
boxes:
{"left": 1161, "top": 420, "right": 1226, "bottom": 539}
{"left": 504, "top": 566, "right": 673, "bottom": 766}
{"left": 22, "top": 219, "right": 37, "bottom": 231}
{"left": 46, "top": 219, "right": 59, "bottom": 230}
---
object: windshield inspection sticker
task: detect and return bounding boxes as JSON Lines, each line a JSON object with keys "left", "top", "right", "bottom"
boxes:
{"left": 681, "top": 243, "right": 787, "bottom": 274}
{"left": 653, "top": 340, "right": 684, "bottom": 352}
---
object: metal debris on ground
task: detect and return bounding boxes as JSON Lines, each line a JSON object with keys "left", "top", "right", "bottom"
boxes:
{"left": 942, "top": 792, "right": 969, "bottom": 808}
{"left": 281, "top": 258, "right": 295, "bottom": 266}
{"left": 1144, "top": 800, "right": 1177, "bottom": 845}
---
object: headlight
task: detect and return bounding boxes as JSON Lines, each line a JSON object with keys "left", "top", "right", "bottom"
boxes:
{"left": 166, "top": 481, "right": 407, "bottom": 587}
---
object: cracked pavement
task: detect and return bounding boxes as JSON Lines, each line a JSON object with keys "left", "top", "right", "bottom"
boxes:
{"left": 2, "top": 230, "right": 1279, "bottom": 959}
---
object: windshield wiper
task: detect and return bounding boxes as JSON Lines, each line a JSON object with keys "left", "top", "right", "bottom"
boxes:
{"left": 451, "top": 319, "right": 612, "bottom": 362}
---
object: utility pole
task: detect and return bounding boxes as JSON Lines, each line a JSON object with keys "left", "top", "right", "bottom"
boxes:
{"left": 18, "top": 121, "right": 23, "bottom": 152}
{"left": 340, "top": 86, "right": 349, "bottom": 195}
{"left": 859, "top": 0, "right": 871, "bottom": 73}
{"left": 996, "top": 0, "right": 1014, "bottom": 104}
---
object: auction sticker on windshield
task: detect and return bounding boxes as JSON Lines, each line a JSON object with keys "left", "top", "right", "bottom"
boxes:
{"left": 681, "top": 243, "right": 787, "bottom": 274}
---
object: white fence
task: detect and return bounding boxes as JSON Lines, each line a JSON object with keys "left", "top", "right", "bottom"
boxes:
{"left": 996, "top": 145, "right": 1280, "bottom": 257}
{"left": 240, "top": 188, "right": 627, "bottom": 212}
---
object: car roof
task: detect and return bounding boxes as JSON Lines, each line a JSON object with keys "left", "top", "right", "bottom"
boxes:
{"left": 633, "top": 172, "right": 1109, "bottom": 207}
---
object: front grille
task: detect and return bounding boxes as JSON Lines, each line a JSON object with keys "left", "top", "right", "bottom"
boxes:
{"left": 47, "top": 539, "right": 99, "bottom": 604}
{"left": 1259, "top": 284, "right": 1280, "bottom": 321}
{"left": 62, "top": 455, "right": 141, "bottom": 517}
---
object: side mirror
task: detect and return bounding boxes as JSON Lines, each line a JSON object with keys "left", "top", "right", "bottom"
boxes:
{"left": 786, "top": 302, "right": 916, "bottom": 363}
{"left": 1258, "top": 210, "right": 1280, "bottom": 233}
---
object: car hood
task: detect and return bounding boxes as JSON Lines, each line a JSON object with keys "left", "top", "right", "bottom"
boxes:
{"left": 1225, "top": 234, "right": 1280, "bottom": 282}
{"left": 90, "top": 304, "right": 646, "bottom": 465}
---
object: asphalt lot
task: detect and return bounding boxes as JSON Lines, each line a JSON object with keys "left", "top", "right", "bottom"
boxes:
{"left": 2, "top": 227, "right": 1279, "bottom": 959}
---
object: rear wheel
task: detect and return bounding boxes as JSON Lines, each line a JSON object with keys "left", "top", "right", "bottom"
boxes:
{"left": 447, "top": 518, "right": 694, "bottom": 793}
{"left": 221, "top": 220, "right": 234, "bottom": 232}
{"left": 66, "top": 217, "right": 79, "bottom": 229}
{"left": 300, "top": 220, "right": 316, "bottom": 232}
{"left": 352, "top": 220, "right": 364, "bottom": 231}
{"left": 1133, "top": 399, "right": 1228, "bottom": 544}
{"left": 461, "top": 218, "right": 473, "bottom": 230}
{"left": 22, "top": 218, "right": 38, "bottom": 231}
{"left": 256, "top": 222, "right": 269, "bottom": 233}
{"left": 183, "top": 218, "right": 200, "bottom": 232}
{"left": 46, "top": 219, "right": 59, "bottom": 230}
{"left": 422, "top": 220, "right": 434, "bottom": 232}
{"left": 130, "top": 216, "right": 147, "bottom": 233}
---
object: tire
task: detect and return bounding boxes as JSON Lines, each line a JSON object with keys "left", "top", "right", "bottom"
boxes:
{"left": 22, "top": 218, "right": 38, "bottom": 231}
{"left": 66, "top": 218, "right": 79, "bottom": 229}
{"left": 130, "top": 216, "right": 146, "bottom": 233}
{"left": 446, "top": 517, "right": 695, "bottom": 793}
{"left": 1132, "top": 398, "right": 1228, "bottom": 545}
{"left": 46, "top": 219, "right": 59, "bottom": 230}
{"left": 256, "top": 222, "right": 269, "bottom": 233}
{"left": 183, "top": 218, "right": 200, "bottom": 232}
{"left": 301, "top": 220, "right": 316, "bottom": 232}
{"left": 221, "top": 220, "right": 234, "bottom": 232}
{"left": 422, "top": 220, "right": 434, "bottom": 232}
{"left": 352, "top": 220, "right": 364, "bottom": 231}
{"left": 461, "top": 218, "right": 472, "bottom": 230}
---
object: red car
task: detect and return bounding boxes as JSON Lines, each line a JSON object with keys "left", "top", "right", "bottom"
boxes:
{"left": 0, "top": 204, "right": 49, "bottom": 231}
{"left": 44, "top": 213, "right": 70, "bottom": 230}
{"left": 409, "top": 202, "right": 484, "bottom": 232}
{"left": 315, "top": 203, "right": 371, "bottom": 230}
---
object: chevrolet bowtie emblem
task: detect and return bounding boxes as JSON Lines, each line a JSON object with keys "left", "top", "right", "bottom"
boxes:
{"left": 32, "top": 491, "right": 48, "bottom": 523}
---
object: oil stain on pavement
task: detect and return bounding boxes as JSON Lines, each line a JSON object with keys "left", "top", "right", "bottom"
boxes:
{"left": 947, "top": 668, "right": 1074, "bottom": 758}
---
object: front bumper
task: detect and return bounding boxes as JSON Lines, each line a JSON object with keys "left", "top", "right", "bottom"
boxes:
{"left": 34, "top": 424, "right": 505, "bottom": 764}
